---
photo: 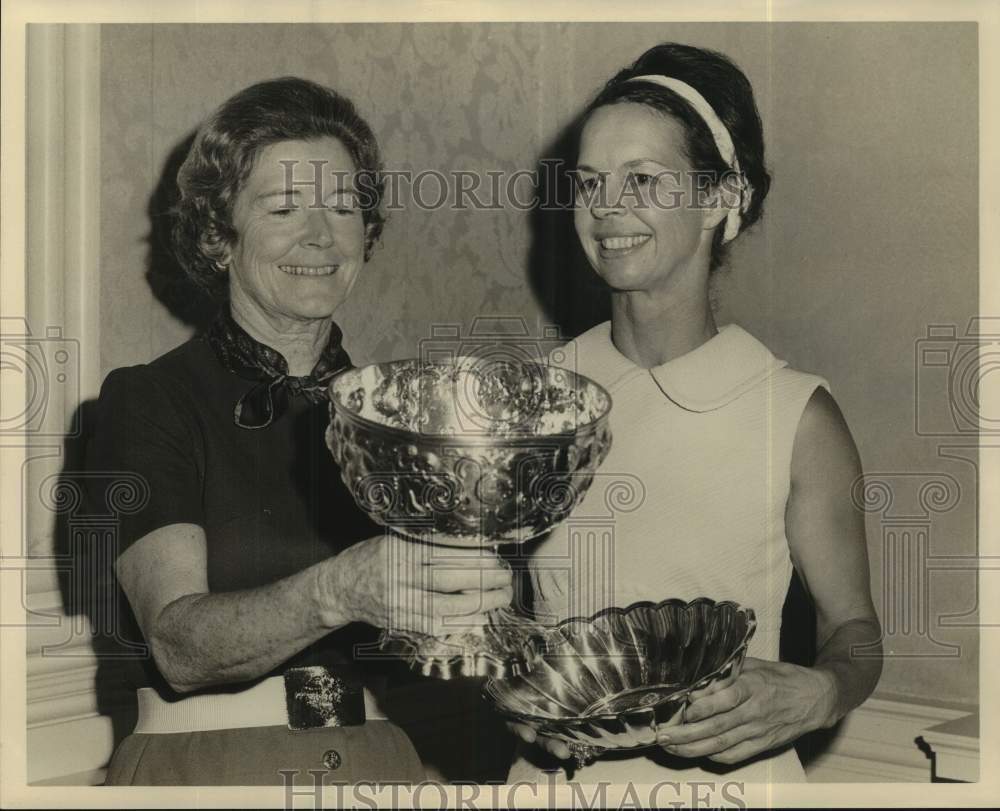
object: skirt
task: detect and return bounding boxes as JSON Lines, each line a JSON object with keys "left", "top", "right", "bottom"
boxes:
{"left": 104, "top": 721, "right": 426, "bottom": 786}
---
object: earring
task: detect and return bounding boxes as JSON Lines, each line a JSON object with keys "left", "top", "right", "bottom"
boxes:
{"left": 739, "top": 175, "right": 754, "bottom": 214}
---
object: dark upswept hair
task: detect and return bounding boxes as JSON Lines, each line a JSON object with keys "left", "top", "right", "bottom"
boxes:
{"left": 583, "top": 43, "right": 771, "bottom": 271}
{"left": 172, "top": 77, "right": 385, "bottom": 298}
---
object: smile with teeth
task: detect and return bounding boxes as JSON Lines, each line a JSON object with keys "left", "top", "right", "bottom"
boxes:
{"left": 599, "top": 235, "right": 651, "bottom": 250}
{"left": 278, "top": 264, "right": 338, "bottom": 276}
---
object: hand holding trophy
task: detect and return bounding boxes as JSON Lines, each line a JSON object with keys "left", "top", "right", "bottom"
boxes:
{"left": 326, "top": 354, "right": 613, "bottom": 678}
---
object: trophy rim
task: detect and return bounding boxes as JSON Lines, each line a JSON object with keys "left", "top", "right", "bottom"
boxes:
{"left": 328, "top": 357, "right": 613, "bottom": 448}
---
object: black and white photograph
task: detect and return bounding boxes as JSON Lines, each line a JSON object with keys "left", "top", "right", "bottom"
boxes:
{"left": 1, "top": 1, "right": 996, "bottom": 808}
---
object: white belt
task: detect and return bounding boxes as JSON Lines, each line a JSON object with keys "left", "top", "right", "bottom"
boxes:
{"left": 135, "top": 676, "right": 387, "bottom": 734}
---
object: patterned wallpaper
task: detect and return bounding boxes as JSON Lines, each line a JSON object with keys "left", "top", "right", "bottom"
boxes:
{"left": 101, "top": 23, "right": 565, "bottom": 373}
{"left": 100, "top": 22, "right": 979, "bottom": 705}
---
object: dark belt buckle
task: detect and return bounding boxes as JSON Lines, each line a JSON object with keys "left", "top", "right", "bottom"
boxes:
{"left": 283, "top": 665, "right": 366, "bottom": 731}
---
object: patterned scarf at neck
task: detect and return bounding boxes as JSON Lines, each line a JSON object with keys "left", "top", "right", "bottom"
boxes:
{"left": 207, "top": 311, "right": 352, "bottom": 430}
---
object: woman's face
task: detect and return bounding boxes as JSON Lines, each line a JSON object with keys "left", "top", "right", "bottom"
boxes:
{"left": 574, "top": 103, "right": 724, "bottom": 296}
{"left": 225, "top": 136, "right": 367, "bottom": 329}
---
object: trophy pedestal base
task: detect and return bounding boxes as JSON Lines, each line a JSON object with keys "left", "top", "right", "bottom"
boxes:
{"left": 380, "top": 607, "right": 544, "bottom": 679}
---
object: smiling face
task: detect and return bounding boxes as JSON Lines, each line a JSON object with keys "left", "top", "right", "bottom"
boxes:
{"left": 574, "top": 103, "right": 725, "bottom": 297}
{"left": 224, "top": 136, "right": 367, "bottom": 331}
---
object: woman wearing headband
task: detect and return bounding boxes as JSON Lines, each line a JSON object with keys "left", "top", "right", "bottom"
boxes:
{"left": 510, "top": 43, "right": 882, "bottom": 784}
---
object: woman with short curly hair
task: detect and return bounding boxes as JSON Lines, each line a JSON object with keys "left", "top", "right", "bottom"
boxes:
{"left": 88, "top": 76, "right": 511, "bottom": 786}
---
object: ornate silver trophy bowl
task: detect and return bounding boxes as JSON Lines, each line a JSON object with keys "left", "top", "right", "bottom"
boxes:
{"left": 326, "top": 356, "right": 613, "bottom": 678}
{"left": 483, "top": 598, "right": 756, "bottom": 767}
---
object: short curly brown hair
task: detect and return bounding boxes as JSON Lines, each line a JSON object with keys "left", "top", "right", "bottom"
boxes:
{"left": 172, "top": 77, "right": 386, "bottom": 298}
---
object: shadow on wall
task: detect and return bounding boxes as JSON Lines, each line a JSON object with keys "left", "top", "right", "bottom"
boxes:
{"left": 52, "top": 401, "right": 145, "bottom": 767}
{"left": 144, "top": 131, "right": 219, "bottom": 332}
{"left": 525, "top": 112, "right": 610, "bottom": 340}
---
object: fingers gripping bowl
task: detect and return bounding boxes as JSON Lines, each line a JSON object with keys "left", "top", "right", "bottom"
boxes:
{"left": 483, "top": 599, "right": 756, "bottom": 766}
{"left": 325, "top": 357, "right": 613, "bottom": 677}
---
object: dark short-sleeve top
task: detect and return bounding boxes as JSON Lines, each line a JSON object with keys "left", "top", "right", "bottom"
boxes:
{"left": 86, "top": 333, "right": 383, "bottom": 680}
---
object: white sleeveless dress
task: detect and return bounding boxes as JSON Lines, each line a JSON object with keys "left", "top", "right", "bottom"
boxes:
{"left": 508, "top": 322, "right": 827, "bottom": 785}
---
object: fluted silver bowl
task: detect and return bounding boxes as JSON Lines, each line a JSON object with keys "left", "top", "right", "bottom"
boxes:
{"left": 483, "top": 599, "right": 756, "bottom": 763}
{"left": 326, "top": 357, "right": 613, "bottom": 546}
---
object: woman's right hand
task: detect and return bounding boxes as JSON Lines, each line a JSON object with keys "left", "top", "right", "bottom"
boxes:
{"left": 322, "top": 533, "right": 514, "bottom": 636}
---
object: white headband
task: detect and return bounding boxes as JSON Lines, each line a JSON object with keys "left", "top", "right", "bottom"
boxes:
{"left": 628, "top": 74, "right": 750, "bottom": 242}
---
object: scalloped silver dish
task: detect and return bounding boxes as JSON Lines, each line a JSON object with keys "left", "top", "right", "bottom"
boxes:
{"left": 483, "top": 598, "right": 756, "bottom": 764}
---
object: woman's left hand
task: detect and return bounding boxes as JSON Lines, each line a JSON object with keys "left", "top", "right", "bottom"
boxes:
{"left": 655, "top": 657, "right": 836, "bottom": 765}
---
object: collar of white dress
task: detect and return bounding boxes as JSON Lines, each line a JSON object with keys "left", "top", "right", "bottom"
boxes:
{"left": 578, "top": 321, "right": 788, "bottom": 413}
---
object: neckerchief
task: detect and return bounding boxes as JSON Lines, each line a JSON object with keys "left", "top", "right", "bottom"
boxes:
{"left": 207, "top": 310, "right": 352, "bottom": 429}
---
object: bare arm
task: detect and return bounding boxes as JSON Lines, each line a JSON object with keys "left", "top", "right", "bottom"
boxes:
{"left": 658, "top": 388, "right": 883, "bottom": 763}
{"left": 118, "top": 525, "right": 513, "bottom": 693}
{"left": 784, "top": 387, "right": 883, "bottom": 725}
